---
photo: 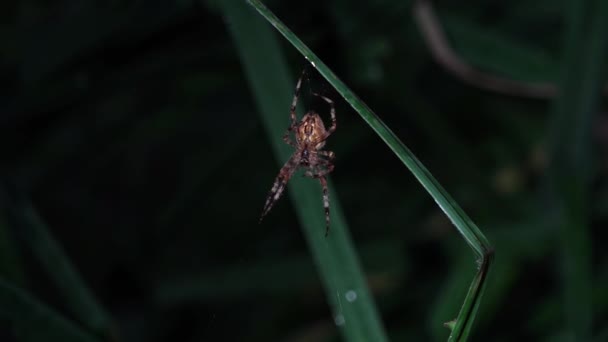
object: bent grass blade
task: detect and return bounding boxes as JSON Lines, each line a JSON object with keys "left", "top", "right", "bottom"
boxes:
{"left": 246, "top": 1, "right": 494, "bottom": 341}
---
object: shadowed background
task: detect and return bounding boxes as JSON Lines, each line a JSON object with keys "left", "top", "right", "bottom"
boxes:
{"left": 1, "top": 0, "right": 607, "bottom": 341}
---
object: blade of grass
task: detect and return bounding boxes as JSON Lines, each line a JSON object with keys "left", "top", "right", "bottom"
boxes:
{"left": 245, "top": 1, "right": 493, "bottom": 341}
{"left": 220, "top": 1, "right": 389, "bottom": 341}
{"left": 0, "top": 184, "right": 113, "bottom": 339}
{"left": 0, "top": 278, "right": 100, "bottom": 342}
{"left": 545, "top": 0, "right": 608, "bottom": 339}
{"left": 429, "top": 249, "right": 476, "bottom": 341}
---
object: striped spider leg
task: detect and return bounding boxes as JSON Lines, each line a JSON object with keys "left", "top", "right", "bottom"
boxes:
{"left": 259, "top": 72, "right": 337, "bottom": 236}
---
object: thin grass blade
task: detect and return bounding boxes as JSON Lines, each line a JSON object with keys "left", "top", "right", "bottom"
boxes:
{"left": 0, "top": 185, "right": 113, "bottom": 338}
{"left": 246, "top": 1, "right": 493, "bottom": 340}
{"left": 220, "top": 1, "right": 389, "bottom": 341}
{"left": 0, "top": 279, "right": 100, "bottom": 342}
{"left": 545, "top": 0, "right": 608, "bottom": 339}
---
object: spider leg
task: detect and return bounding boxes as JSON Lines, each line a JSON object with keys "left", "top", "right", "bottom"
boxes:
{"left": 291, "top": 70, "right": 305, "bottom": 125}
{"left": 283, "top": 131, "right": 296, "bottom": 147}
{"left": 259, "top": 155, "right": 300, "bottom": 223}
{"left": 318, "top": 176, "right": 331, "bottom": 236}
{"left": 304, "top": 163, "right": 334, "bottom": 178}
{"left": 317, "top": 150, "right": 335, "bottom": 161}
{"left": 311, "top": 92, "right": 336, "bottom": 139}
{"left": 283, "top": 70, "right": 307, "bottom": 146}
{"left": 302, "top": 156, "right": 332, "bottom": 236}
{"left": 304, "top": 151, "right": 335, "bottom": 178}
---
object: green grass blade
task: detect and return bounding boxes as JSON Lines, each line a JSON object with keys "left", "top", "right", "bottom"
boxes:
{"left": 546, "top": 0, "right": 608, "bottom": 338}
{"left": 220, "top": 1, "right": 389, "bottom": 341}
{"left": 246, "top": 1, "right": 493, "bottom": 340}
{"left": 0, "top": 278, "right": 100, "bottom": 342}
{"left": 0, "top": 186, "right": 113, "bottom": 338}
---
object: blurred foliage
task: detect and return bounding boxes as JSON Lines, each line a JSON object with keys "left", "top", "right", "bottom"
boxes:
{"left": 0, "top": 0, "right": 607, "bottom": 341}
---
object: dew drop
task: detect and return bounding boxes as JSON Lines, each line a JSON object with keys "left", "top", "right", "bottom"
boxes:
{"left": 345, "top": 290, "right": 357, "bottom": 302}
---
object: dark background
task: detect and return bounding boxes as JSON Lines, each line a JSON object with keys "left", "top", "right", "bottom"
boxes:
{"left": 1, "top": 0, "right": 607, "bottom": 341}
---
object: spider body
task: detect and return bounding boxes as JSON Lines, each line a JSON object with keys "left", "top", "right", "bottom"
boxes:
{"left": 297, "top": 113, "right": 326, "bottom": 147}
{"left": 259, "top": 73, "right": 336, "bottom": 236}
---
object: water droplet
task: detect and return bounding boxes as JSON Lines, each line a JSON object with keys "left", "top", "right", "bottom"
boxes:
{"left": 334, "top": 314, "right": 345, "bottom": 326}
{"left": 345, "top": 290, "right": 357, "bottom": 302}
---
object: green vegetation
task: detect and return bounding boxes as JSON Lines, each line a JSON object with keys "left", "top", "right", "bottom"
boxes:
{"left": 0, "top": 0, "right": 607, "bottom": 341}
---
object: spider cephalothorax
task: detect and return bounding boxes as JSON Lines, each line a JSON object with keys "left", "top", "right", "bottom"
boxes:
{"left": 259, "top": 72, "right": 336, "bottom": 236}
{"left": 297, "top": 113, "right": 326, "bottom": 147}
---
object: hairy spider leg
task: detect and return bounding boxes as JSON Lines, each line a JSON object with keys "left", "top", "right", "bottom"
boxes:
{"left": 301, "top": 151, "right": 333, "bottom": 235}
{"left": 311, "top": 93, "right": 336, "bottom": 139}
{"left": 304, "top": 151, "right": 334, "bottom": 178}
{"left": 306, "top": 92, "right": 335, "bottom": 236}
{"left": 317, "top": 150, "right": 335, "bottom": 161}
{"left": 259, "top": 155, "right": 300, "bottom": 223}
{"left": 283, "top": 71, "right": 306, "bottom": 147}
{"left": 318, "top": 176, "right": 331, "bottom": 236}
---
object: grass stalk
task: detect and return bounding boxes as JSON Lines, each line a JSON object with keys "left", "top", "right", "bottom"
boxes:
{"left": 220, "top": 1, "right": 389, "bottom": 341}
{"left": 0, "top": 279, "right": 100, "bottom": 342}
{"left": 245, "top": 1, "right": 494, "bottom": 340}
{"left": 546, "top": 0, "right": 608, "bottom": 338}
{"left": 0, "top": 184, "right": 113, "bottom": 339}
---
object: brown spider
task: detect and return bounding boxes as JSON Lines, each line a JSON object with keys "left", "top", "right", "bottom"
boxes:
{"left": 259, "top": 72, "right": 336, "bottom": 236}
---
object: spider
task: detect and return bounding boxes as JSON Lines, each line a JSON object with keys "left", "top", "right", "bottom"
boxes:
{"left": 259, "top": 71, "right": 336, "bottom": 236}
